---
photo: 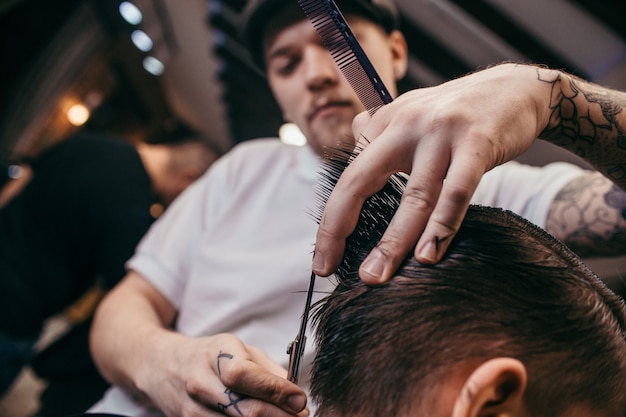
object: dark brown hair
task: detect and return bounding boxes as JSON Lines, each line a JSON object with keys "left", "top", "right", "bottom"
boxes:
{"left": 311, "top": 161, "right": 626, "bottom": 416}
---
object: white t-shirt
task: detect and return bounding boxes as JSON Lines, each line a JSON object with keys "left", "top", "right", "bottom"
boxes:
{"left": 90, "top": 139, "right": 584, "bottom": 416}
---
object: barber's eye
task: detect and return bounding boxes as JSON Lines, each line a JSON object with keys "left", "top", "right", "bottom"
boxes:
{"left": 276, "top": 57, "right": 300, "bottom": 76}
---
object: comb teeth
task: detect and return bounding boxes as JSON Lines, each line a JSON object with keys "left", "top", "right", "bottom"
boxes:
{"left": 298, "top": 0, "right": 393, "bottom": 115}
{"left": 311, "top": 139, "right": 408, "bottom": 284}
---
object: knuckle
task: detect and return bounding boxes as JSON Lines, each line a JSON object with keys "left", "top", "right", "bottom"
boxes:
{"left": 247, "top": 367, "right": 283, "bottom": 399}
{"left": 185, "top": 375, "right": 205, "bottom": 398}
{"left": 315, "top": 221, "right": 341, "bottom": 241}
{"left": 401, "top": 187, "right": 437, "bottom": 213}
{"left": 429, "top": 111, "right": 467, "bottom": 133}
{"left": 443, "top": 182, "right": 474, "bottom": 206}
{"left": 262, "top": 377, "right": 286, "bottom": 403}
{"left": 253, "top": 372, "right": 296, "bottom": 409}
{"left": 374, "top": 238, "right": 405, "bottom": 264}
{"left": 218, "top": 360, "right": 247, "bottom": 387}
{"left": 431, "top": 216, "right": 461, "bottom": 237}
{"left": 430, "top": 209, "right": 466, "bottom": 238}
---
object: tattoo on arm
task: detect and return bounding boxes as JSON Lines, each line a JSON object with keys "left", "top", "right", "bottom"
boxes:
{"left": 606, "top": 183, "right": 626, "bottom": 221}
{"left": 546, "top": 173, "right": 626, "bottom": 257}
{"left": 537, "top": 69, "right": 626, "bottom": 188}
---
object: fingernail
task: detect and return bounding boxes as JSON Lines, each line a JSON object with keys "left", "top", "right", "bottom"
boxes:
{"left": 418, "top": 240, "right": 437, "bottom": 264}
{"left": 312, "top": 250, "right": 325, "bottom": 274}
{"left": 287, "top": 394, "right": 307, "bottom": 412}
{"left": 360, "top": 251, "right": 385, "bottom": 282}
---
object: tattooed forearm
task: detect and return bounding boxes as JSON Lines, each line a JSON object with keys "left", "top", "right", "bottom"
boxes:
{"left": 537, "top": 68, "right": 626, "bottom": 189}
{"left": 546, "top": 172, "right": 626, "bottom": 257}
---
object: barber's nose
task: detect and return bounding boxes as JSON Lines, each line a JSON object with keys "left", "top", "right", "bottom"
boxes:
{"left": 303, "top": 46, "right": 339, "bottom": 91}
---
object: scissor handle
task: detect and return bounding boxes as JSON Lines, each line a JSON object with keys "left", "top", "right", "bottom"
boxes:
{"left": 286, "top": 335, "right": 306, "bottom": 383}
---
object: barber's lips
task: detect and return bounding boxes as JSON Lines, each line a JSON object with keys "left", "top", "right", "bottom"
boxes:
{"left": 310, "top": 102, "right": 352, "bottom": 121}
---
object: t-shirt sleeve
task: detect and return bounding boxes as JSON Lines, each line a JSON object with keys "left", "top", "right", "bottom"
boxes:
{"left": 125, "top": 164, "right": 226, "bottom": 309}
{"left": 471, "top": 161, "right": 586, "bottom": 228}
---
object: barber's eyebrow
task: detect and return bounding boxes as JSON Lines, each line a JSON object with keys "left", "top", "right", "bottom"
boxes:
{"left": 266, "top": 45, "right": 294, "bottom": 62}
{"left": 266, "top": 31, "right": 330, "bottom": 64}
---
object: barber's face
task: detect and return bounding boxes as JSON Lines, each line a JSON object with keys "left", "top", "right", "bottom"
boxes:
{"left": 264, "top": 15, "right": 404, "bottom": 157}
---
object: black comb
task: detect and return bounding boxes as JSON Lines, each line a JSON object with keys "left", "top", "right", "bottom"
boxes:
{"left": 297, "top": 0, "right": 393, "bottom": 114}
{"left": 286, "top": 0, "right": 396, "bottom": 386}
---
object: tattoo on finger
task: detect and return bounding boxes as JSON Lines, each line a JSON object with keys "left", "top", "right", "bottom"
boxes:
{"left": 217, "top": 388, "right": 248, "bottom": 416}
{"left": 217, "top": 351, "right": 233, "bottom": 377}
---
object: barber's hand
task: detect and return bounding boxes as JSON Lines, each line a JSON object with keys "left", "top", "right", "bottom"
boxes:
{"left": 136, "top": 332, "right": 309, "bottom": 417}
{"left": 312, "top": 63, "right": 557, "bottom": 284}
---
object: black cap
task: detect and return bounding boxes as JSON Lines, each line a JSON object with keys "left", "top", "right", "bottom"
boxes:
{"left": 241, "top": 0, "right": 399, "bottom": 70}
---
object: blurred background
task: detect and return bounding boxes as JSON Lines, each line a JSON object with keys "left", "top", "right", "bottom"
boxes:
{"left": 2, "top": 0, "right": 625, "bottom": 283}
{"left": 0, "top": 0, "right": 625, "bottom": 300}
{"left": 0, "top": 0, "right": 625, "bottom": 415}
{"left": 2, "top": 0, "right": 625, "bottom": 157}
{"left": 2, "top": 0, "right": 626, "bottom": 318}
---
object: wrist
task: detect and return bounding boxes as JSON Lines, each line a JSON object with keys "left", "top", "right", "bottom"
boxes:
{"left": 132, "top": 326, "right": 189, "bottom": 398}
{"left": 526, "top": 65, "right": 563, "bottom": 140}
{"left": 534, "top": 66, "right": 587, "bottom": 148}
{"left": 491, "top": 63, "right": 560, "bottom": 140}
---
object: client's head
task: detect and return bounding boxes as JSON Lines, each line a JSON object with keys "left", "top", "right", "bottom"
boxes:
{"left": 311, "top": 169, "right": 626, "bottom": 416}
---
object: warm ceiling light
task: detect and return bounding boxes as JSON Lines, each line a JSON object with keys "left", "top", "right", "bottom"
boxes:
{"left": 66, "top": 103, "right": 91, "bottom": 126}
{"left": 279, "top": 123, "right": 307, "bottom": 146}
{"left": 119, "top": 1, "right": 143, "bottom": 25}
{"left": 131, "top": 29, "right": 153, "bottom": 52}
{"left": 143, "top": 56, "right": 164, "bottom": 76}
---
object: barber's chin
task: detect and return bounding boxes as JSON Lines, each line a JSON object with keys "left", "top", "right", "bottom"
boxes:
{"left": 312, "top": 117, "right": 353, "bottom": 139}
{"left": 315, "top": 106, "right": 354, "bottom": 123}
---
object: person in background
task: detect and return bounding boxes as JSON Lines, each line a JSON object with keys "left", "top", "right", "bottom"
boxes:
{"left": 310, "top": 164, "right": 626, "bottom": 417}
{"left": 88, "top": 0, "right": 626, "bottom": 415}
{"left": 0, "top": 130, "right": 218, "bottom": 416}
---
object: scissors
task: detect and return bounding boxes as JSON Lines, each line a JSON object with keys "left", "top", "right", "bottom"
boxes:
{"left": 286, "top": 271, "right": 316, "bottom": 384}
{"left": 287, "top": 0, "right": 391, "bottom": 386}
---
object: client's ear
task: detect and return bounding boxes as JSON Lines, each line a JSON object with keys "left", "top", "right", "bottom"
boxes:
{"left": 451, "top": 358, "right": 527, "bottom": 417}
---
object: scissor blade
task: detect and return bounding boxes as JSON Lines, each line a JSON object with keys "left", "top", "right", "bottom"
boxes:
{"left": 286, "top": 271, "right": 316, "bottom": 383}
